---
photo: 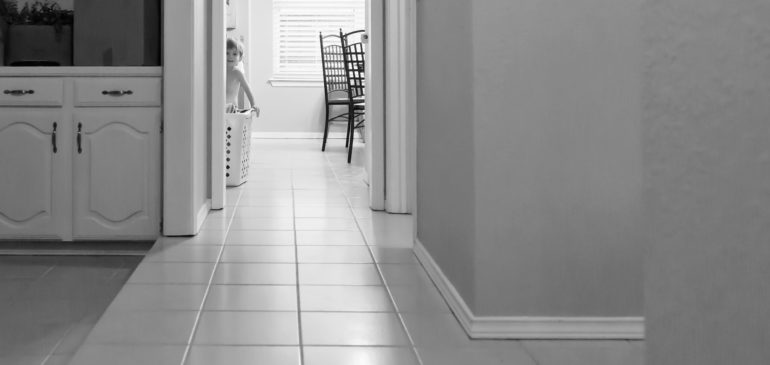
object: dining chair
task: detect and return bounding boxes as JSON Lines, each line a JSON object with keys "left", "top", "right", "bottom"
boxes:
{"left": 340, "top": 29, "right": 366, "bottom": 163}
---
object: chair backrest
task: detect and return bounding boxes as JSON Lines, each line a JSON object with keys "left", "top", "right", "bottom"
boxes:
{"left": 319, "top": 32, "right": 347, "bottom": 100}
{"left": 341, "top": 29, "right": 366, "bottom": 101}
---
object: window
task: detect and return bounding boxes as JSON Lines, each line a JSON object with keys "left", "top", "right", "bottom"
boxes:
{"left": 272, "top": 0, "right": 365, "bottom": 82}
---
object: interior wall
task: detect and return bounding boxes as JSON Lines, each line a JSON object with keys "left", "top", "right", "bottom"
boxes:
{"left": 471, "top": 0, "right": 644, "bottom": 317}
{"left": 415, "top": 0, "right": 476, "bottom": 307}
{"left": 416, "top": 0, "right": 644, "bottom": 318}
{"left": 246, "top": 0, "right": 329, "bottom": 134}
{"left": 643, "top": 0, "right": 770, "bottom": 363}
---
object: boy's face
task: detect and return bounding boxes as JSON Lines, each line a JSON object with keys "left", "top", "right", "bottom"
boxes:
{"left": 226, "top": 48, "right": 241, "bottom": 68}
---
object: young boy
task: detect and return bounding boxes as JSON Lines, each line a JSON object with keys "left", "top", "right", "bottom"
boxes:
{"left": 226, "top": 38, "right": 259, "bottom": 116}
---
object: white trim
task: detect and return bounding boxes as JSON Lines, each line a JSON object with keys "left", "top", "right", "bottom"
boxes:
{"left": 195, "top": 199, "right": 211, "bottom": 233}
{"left": 413, "top": 239, "right": 645, "bottom": 340}
{"left": 252, "top": 131, "right": 350, "bottom": 139}
{"left": 366, "top": 0, "right": 386, "bottom": 211}
{"left": 162, "top": 0, "right": 196, "bottom": 236}
{"left": 0, "top": 67, "right": 162, "bottom": 77}
{"left": 383, "top": 0, "right": 415, "bottom": 214}
{"left": 268, "top": 78, "right": 323, "bottom": 88}
{"left": 210, "top": 0, "right": 226, "bottom": 210}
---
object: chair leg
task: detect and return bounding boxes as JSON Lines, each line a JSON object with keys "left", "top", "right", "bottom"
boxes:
{"left": 344, "top": 109, "right": 351, "bottom": 148}
{"left": 347, "top": 112, "right": 355, "bottom": 163}
{"left": 322, "top": 105, "right": 331, "bottom": 151}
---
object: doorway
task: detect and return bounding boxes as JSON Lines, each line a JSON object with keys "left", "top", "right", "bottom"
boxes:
{"left": 210, "top": 0, "right": 389, "bottom": 212}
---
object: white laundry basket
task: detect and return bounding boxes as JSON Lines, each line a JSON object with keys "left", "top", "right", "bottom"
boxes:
{"left": 225, "top": 110, "right": 253, "bottom": 186}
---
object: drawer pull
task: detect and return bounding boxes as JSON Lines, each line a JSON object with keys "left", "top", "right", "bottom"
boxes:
{"left": 102, "top": 90, "right": 134, "bottom": 96}
{"left": 3, "top": 89, "right": 35, "bottom": 96}
{"left": 52, "top": 122, "right": 58, "bottom": 154}
{"left": 77, "top": 123, "right": 83, "bottom": 154}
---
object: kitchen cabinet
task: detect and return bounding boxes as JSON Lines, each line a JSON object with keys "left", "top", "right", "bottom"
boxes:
{"left": 0, "top": 70, "right": 162, "bottom": 241}
{"left": 0, "top": 110, "right": 68, "bottom": 239}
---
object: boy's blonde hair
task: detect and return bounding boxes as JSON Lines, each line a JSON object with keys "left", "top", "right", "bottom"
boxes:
{"left": 226, "top": 38, "right": 244, "bottom": 58}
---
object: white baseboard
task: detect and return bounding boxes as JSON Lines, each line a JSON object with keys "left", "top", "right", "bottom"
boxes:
{"left": 413, "top": 239, "right": 645, "bottom": 340}
{"left": 251, "top": 132, "right": 349, "bottom": 139}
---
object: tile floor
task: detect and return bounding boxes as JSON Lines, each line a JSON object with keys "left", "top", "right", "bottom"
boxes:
{"left": 65, "top": 138, "right": 644, "bottom": 365}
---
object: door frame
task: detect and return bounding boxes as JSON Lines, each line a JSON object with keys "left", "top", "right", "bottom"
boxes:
{"left": 383, "top": 0, "right": 416, "bottom": 214}
{"left": 162, "top": 0, "right": 417, "bottom": 235}
{"left": 210, "top": 0, "right": 226, "bottom": 210}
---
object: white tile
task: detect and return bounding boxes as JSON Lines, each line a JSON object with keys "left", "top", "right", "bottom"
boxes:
{"left": 107, "top": 284, "right": 208, "bottom": 311}
{"left": 228, "top": 218, "right": 294, "bottom": 231}
{"left": 186, "top": 346, "right": 300, "bottom": 365}
{"left": 205, "top": 285, "right": 298, "bottom": 311}
{"left": 296, "top": 231, "right": 366, "bottom": 245}
{"left": 301, "top": 312, "right": 411, "bottom": 346}
{"left": 357, "top": 215, "right": 414, "bottom": 247}
{"left": 205, "top": 206, "right": 237, "bottom": 219}
{"left": 401, "top": 313, "right": 471, "bottom": 348}
{"left": 378, "top": 264, "right": 434, "bottom": 287}
{"left": 389, "top": 284, "right": 451, "bottom": 313}
{"left": 220, "top": 246, "right": 296, "bottom": 263}
{"left": 154, "top": 230, "right": 227, "bottom": 246}
{"left": 417, "top": 344, "right": 537, "bottom": 365}
{"left": 370, "top": 247, "right": 419, "bottom": 264}
{"left": 239, "top": 190, "right": 293, "bottom": 199}
{"left": 293, "top": 191, "right": 347, "bottom": 200}
{"left": 297, "top": 246, "right": 373, "bottom": 264}
{"left": 298, "top": 264, "right": 382, "bottom": 286}
{"left": 226, "top": 230, "right": 295, "bottom": 245}
{"left": 68, "top": 344, "right": 186, "bottom": 365}
{"left": 200, "top": 217, "right": 230, "bottom": 231}
{"left": 85, "top": 311, "right": 198, "bottom": 345}
{"left": 293, "top": 197, "right": 350, "bottom": 206}
{"left": 236, "top": 195, "right": 294, "bottom": 207}
{"left": 233, "top": 205, "right": 294, "bottom": 218}
{"left": 194, "top": 311, "right": 299, "bottom": 345}
{"left": 294, "top": 205, "right": 354, "bottom": 218}
{"left": 144, "top": 244, "right": 222, "bottom": 263}
{"left": 300, "top": 285, "right": 395, "bottom": 312}
{"left": 213, "top": 263, "right": 297, "bottom": 285}
{"left": 304, "top": 347, "right": 420, "bottom": 365}
{"left": 127, "top": 262, "right": 216, "bottom": 284}
{"left": 295, "top": 218, "right": 359, "bottom": 231}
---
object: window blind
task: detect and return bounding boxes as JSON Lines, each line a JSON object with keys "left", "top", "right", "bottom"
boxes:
{"left": 273, "top": 0, "right": 365, "bottom": 79}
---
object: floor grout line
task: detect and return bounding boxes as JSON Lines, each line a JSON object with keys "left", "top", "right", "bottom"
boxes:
{"left": 178, "top": 188, "right": 243, "bottom": 365}
{"left": 323, "top": 148, "right": 425, "bottom": 365}
{"left": 291, "top": 168, "right": 307, "bottom": 365}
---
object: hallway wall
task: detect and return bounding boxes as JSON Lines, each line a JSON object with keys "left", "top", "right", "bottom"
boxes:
{"left": 643, "top": 0, "right": 770, "bottom": 363}
{"left": 416, "top": 0, "right": 476, "bottom": 308}
{"left": 417, "top": 0, "right": 644, "bottom": 318}
{"left": 472, "top": 0, "right": 643, "bottom": 317}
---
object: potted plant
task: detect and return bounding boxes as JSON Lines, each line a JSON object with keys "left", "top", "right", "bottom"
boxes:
{"left": 1, "top": 0, "right": 73, "bottom": 66}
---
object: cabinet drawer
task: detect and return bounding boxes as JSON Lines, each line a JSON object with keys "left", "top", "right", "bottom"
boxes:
{"left": 74, "top": 78, "right": 161, "bottom": 106}
{"left": 0, "top": 78, "right": 64, "bottom": 106}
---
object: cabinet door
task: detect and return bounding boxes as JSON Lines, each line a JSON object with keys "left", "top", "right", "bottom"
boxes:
{"left": 0, "top": 110, "right": 68, "bottom": 239}
{"left": 72, "top": 109, "right": 161, "bottom": 239}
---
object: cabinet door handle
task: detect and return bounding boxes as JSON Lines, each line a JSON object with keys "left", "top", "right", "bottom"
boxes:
{"left": 52, "top": 122, "right": 58, "bottom": 154}
{"left": 101, "top": 90, "right": 133, "bottom": 96}
{"left": 76, "top": 123, "right": 83, "bottom": 154}
{"left": 3, "top": 89, "right": 35, "bottom": 96}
